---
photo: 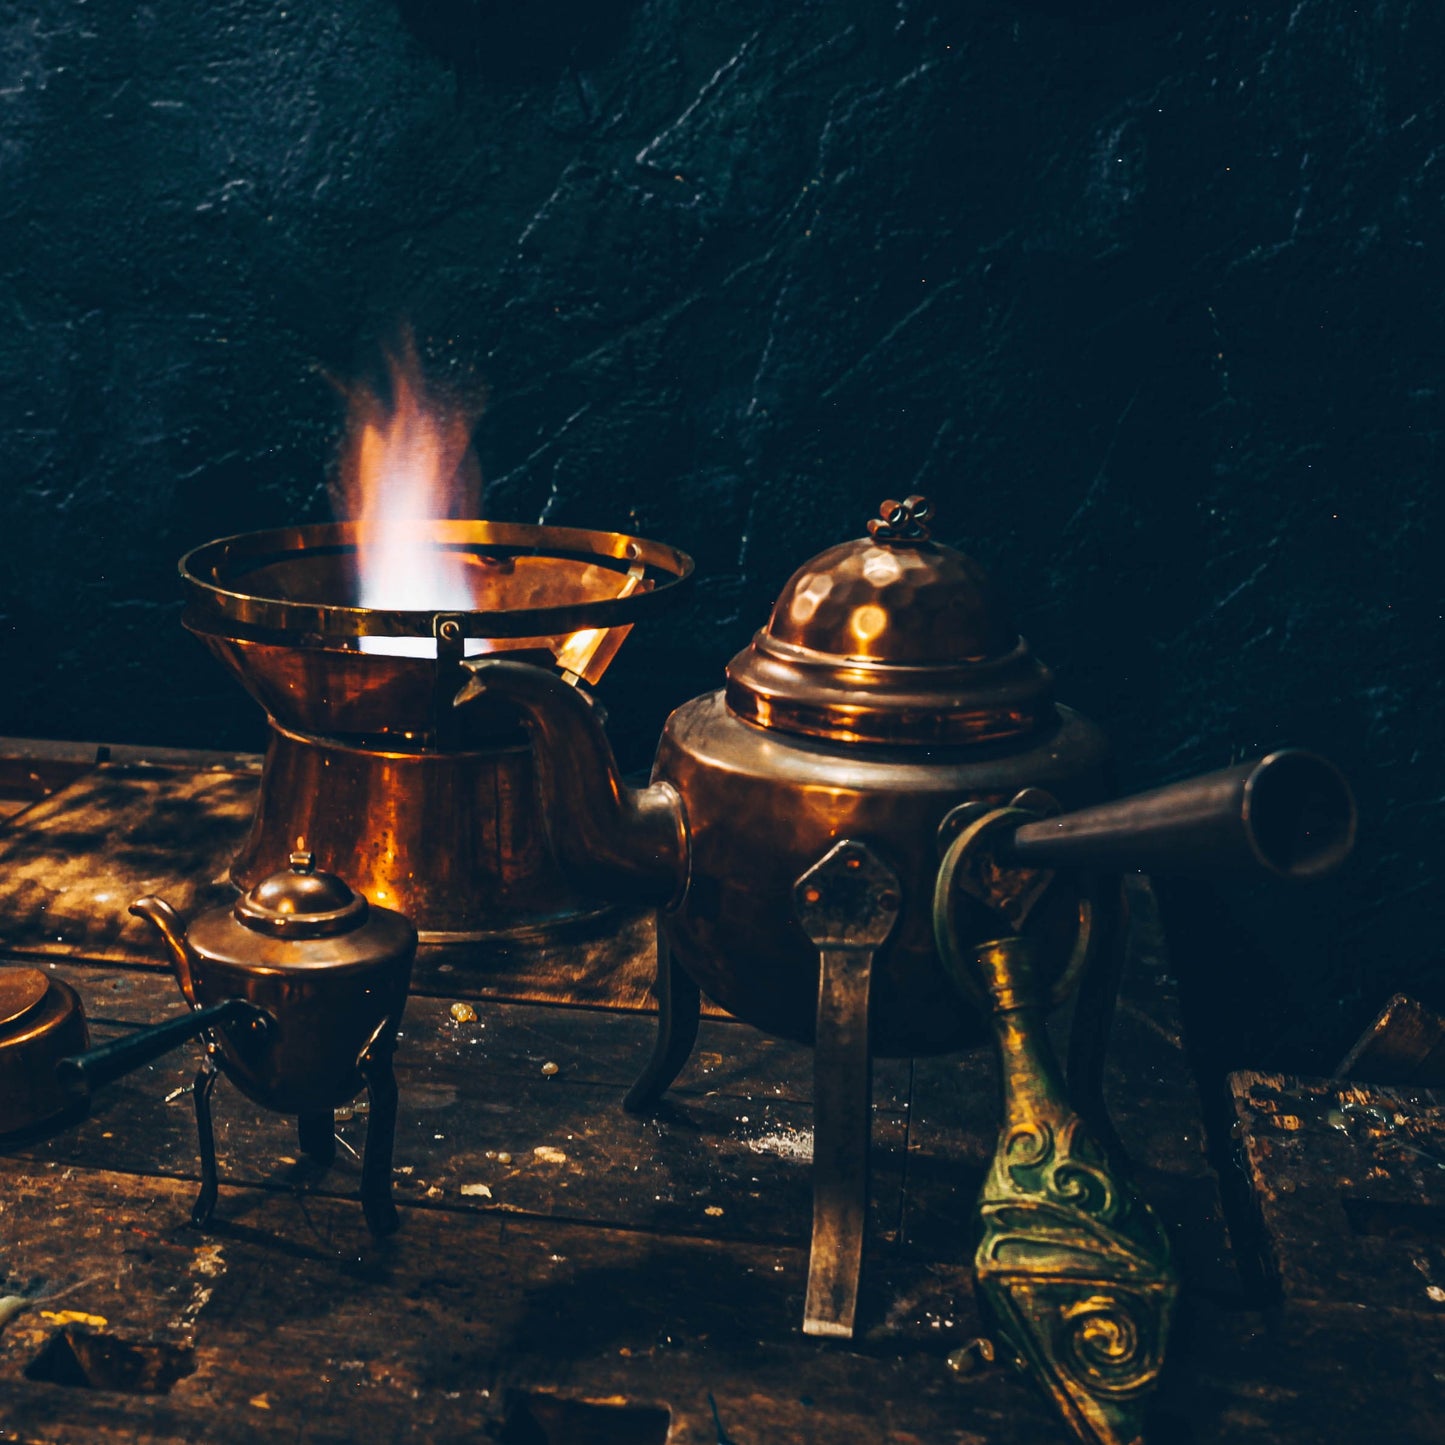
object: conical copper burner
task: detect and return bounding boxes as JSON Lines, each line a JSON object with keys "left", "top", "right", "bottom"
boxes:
{"left": 181, "top": 520, "right": 692, "bottom": 943}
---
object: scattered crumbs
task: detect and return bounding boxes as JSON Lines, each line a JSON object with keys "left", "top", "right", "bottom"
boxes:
{"left": 250, "top": 1395, "right": 271, "bottom": 1410}
{"left": 460, "top": 1183, "right": 493, "bottom": 1199}
{"left": 485, "top": 1150, "right": 496, "bottom": 1160}
{"left": 426, "top": 1185, "right": 445, "bottom": 1199}
{"left": 433, "top": 1133, "right": 445, "bottom": 1141}
{"left": 497, "top": 1152, "right": 512, "bottom": 1165}
{"left": 534, "top": 1145, "right": 568, "bottom": 1164}
{"left": 450, "top": 1002, "right": 477, "bottom": 1023}
{"left": 746, "top": 1128, "right": 814, "bottom": 1163}
{"left": 395, "top": 1164, "right": 414, "bottom": 1175}
{"left": 541, "top": 1061, "right": 560, "bottom": 1077}
{"left": 193, "top": 1244, "right": 226, "bottom": 1278}
{"left": 704, "top": 1205, "right": 725, "bottom": 1217}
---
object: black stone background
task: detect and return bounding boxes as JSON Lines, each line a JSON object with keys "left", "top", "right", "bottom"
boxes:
{"left": 0, "top": 0, "right": 1439, "bottom": 1083}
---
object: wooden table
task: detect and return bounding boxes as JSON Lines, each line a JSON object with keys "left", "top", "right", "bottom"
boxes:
{"left": 0, "top": 742, "right": 1436, "bottom": 1443}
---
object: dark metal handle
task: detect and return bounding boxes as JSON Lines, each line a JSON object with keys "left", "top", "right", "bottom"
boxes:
{"left": 56, "top": 1000, "right": 268, "bottom": 1103}
{"left": 1004, "top": 749, "right": 1356, "bottom": 881}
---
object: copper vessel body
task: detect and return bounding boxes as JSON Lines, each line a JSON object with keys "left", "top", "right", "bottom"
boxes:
{"left": 232, "top": 722, "right": 601, "bottom": 942}
{"left": 0, "top": 971, "right": 88, "bottom": 1135}
{"left": 655, "top": 691, "right": 1110, "bottom": 1055}
{"left": 181, "top": 946, "right": 412, "bottom": 1115}
{"left": 134, "top": 882, "right": 417, "bottom": 1117}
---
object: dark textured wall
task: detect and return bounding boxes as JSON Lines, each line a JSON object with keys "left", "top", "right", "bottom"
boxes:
{"left": 0, "top": 1, "right": 1439, "bottom": 1076}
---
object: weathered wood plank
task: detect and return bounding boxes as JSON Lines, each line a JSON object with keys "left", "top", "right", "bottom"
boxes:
{"left": 0, "top": 761, "right": 701, "bottom": 1013}
{"left": 0, "top": 1163, "right": 1063, "bottom": 1445}
{"left": 3, "top": 964, "right": 911, "bottom": 1253}
{"left": 21, "top": 961, "right": 912, "bottom": 1105}
{"left": 0, "top": 763, "right": 255, "bottom": 964}
{"left": 1229, "top": 1069, "right": 1445, "bottom": 1315}
{"left": 6, "top": 1026, "right": 909, "bottom": 1252}
{"left": 1336, "top": 993, "right": 1445, "bottom": 1087}
{"left": 4, "top": 1162, "right": 1433, "bottom": 1445}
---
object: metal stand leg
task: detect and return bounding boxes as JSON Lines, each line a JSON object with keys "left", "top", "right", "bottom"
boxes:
{"left": 793, "top": 841, "right": 902, "bottom": 1340}
{"left": 358, "top": 1043, "right": 400, "bottom": 1238}
{"left": 298, "top": 1108, "right": 337, "bottom": 1166}
{"left": 624, "top": 920, "right": 701, "bottom": 1114}
{"left": 190, "top": 1059, "right": 221, "bottom": 1228}
{"left": 1065, "top": 879, "right": 1127, "bottom": 1157}
{"left": 804, "top": 944, "right": 875, "bottom": 1338}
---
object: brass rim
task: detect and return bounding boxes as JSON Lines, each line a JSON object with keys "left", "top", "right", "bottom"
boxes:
{"left": 0, "top": 967, "right": 50, "bottom": 1032}
{"left": 180, "top": 520, "right": 694, "bottom": 642}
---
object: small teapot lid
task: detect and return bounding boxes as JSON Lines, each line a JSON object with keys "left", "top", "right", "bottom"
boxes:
{"left": 234, "top": 852, "right": 370, "bottom": 939}
{"left": 724, "top": 497, "right": 1054, "bottom": 746}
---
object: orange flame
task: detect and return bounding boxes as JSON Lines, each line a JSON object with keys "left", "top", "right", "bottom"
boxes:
{"left": 333, "top": 338, "right": 482, "bottom": 650}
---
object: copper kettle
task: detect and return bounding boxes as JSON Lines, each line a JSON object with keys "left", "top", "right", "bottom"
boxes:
{"left": 455, "top": 497, "right": 1119, "bottom": 1059}
{"left": 455, "top": 496, "right": 1357, "bottom": 1354}
{"left": 58, "top": 852, "right": 417, "bottom": 1235}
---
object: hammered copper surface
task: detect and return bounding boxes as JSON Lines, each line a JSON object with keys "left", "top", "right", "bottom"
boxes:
{"left": 724, "top": 497, "right": 1053, "bottom": 746}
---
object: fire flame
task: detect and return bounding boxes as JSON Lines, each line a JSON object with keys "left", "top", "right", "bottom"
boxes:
{"left": 331, "top": 335, "right": 646, "bottom": 680}
{"left": 333, "top": 337, "right": 483, "bottom": 656}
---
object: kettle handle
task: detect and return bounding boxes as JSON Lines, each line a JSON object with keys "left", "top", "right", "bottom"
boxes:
{"left": 56, "top": 999, "right": 268, "bottom": 1103}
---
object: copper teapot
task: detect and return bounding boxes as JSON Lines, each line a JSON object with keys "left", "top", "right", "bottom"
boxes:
{"left": 455, "top": 496, "right": 1356, "bottom": 1354}
{"left": 58, "top": 853, "right": 417, "bottom": 1235}
{"left": 455, "top": 497, "right": 1118, "bottom": 1058}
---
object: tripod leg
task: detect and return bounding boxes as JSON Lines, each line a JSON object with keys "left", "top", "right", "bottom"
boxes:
{"left": 803, "top": 944, "right": 875, "bottom": 1338}
{"left": 624, "top": 921, "right": 701, "bottom": 1114}
{"left": 792, "top": 840, "right": 902, "bottom": 1339}
{"left": 358, "top": 1044, "right": 400, "bottom": 1238}
{"left": 298, "top": 1108, "right": 337, "bottom": 1166}
{"left": 1065, "top": 878, "right": 1127, "bottom": 1157}
{"left": 190, "top": 1058, "right": 221, "bottom": 1228}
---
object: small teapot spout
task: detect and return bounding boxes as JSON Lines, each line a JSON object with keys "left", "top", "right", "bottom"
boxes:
{"left": 130, "top": 896, "right": 201, "bottom": 1008}
{"left": 455, "top": 660, "right": 688, "bottom": 906}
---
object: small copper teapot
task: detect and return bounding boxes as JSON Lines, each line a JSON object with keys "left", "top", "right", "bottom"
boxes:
{"left": 59, "top": 853, "right": 416, "bottom": 1235}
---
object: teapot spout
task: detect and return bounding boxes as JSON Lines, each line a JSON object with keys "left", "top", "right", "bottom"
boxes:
{"left": 455, "top": 660, "right": 688, "bottom": 907}
{"left": 130, "top": 896, "right": 201, "bottom": 1008}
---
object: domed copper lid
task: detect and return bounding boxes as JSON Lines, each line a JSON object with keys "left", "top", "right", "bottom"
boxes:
{"left": 234, "top": 851, "right": 370, "bottom": 939}
{"left": 724, "top": 497, "right": 1054, "bottom": 746}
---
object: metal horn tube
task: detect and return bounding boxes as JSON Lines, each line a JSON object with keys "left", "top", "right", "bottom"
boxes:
{"left": 1005, "top": 749, "right": 1356, "bottom": 880}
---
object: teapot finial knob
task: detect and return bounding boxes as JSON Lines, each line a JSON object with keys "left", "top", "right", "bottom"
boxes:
{"left": 867, "top": 496, "right": 934, "bottom": 543}
{"left": 289, "top": 850, "right": 316, "bottom": 874}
